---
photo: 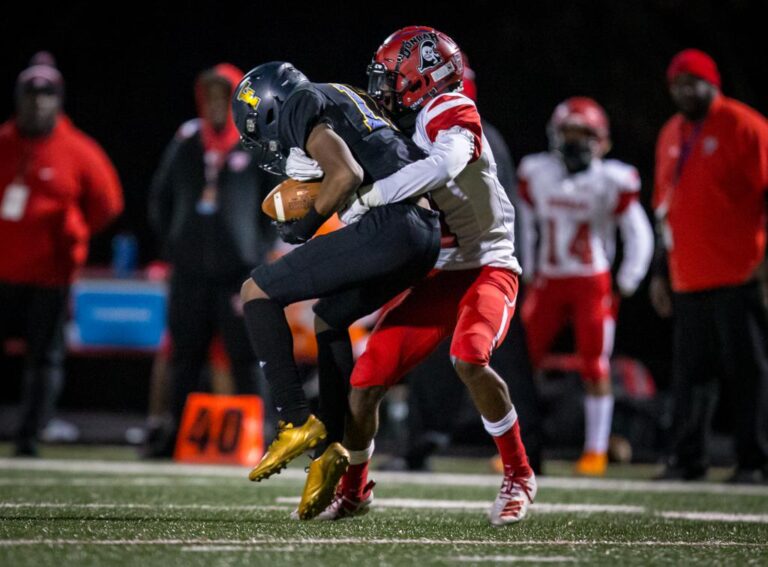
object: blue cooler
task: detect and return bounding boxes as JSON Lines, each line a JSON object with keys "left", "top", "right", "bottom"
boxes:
{"left": 73, "top": 279, "right": 167, "bottom": 348}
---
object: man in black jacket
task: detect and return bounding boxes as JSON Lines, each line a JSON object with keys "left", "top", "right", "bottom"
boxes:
{"left": 148, "top": 63, "right": 277, "bottom": 450}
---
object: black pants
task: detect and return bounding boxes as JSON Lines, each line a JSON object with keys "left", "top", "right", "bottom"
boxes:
{"left": 0, "top": 282, "right": 68, "bottom": 448}
{"left": 671, "top": 281, "right": 768, "bottom": 470}
{"left": 168, "top": 275, "right": 262, "bottom": 421}
{"left": 253, "top": 203, "right": 441, "bottom": 327}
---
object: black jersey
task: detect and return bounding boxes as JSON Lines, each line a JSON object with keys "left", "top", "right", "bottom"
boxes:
{"left": 278, "top": 83, "right": 426, "bottom": 184}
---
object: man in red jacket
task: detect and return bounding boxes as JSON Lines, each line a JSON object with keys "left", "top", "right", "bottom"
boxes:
{"left": 650, "top": 49, "right": 768, "bottom": 483}
{"left": 0, "top": 53, "right": 124, "bottom": 456}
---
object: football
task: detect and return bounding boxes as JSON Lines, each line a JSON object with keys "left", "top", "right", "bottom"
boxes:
{"left": 261, "top": 178, "right": 322, "bottom": 222}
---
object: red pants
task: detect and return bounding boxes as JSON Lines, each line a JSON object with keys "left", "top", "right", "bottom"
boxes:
{"left": 350, "top": 266, "right": 519, "bottom": 389}
{"left": 522, "top": 272, "right": 614, "bottom": 381}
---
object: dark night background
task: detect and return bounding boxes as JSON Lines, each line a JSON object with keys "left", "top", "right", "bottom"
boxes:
{"left": 0, "top": 0, "right": 765, "bottom": 389}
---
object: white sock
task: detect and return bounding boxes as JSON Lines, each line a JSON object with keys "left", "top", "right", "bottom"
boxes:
{"left": 481, "top": 406, "right": 518, "bottom": 437}
{"left": 584, "top": 394, "right": 614, "bottom": 454}
{"left": 348, "top": 441, "right": 374, "bottom": 465}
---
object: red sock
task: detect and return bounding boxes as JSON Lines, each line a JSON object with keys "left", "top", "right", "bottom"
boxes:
{"left": 341, "top": 461, "right": 369, "bottom": 499}
{"left": 493, "top": 421, "right": 532, "bottom": 478}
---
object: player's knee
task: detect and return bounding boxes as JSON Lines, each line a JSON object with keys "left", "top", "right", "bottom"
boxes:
{"left": 240, "top": 278, "right": 268, "bottom": 303}
{"left": 452, "top": 357, "right": 486, "bottom": 384}
{"left": 581, "top": 355, "right": 609, "bottom": 385}
{"left": 450, "top": 334, "right": 492, "bottom": 368}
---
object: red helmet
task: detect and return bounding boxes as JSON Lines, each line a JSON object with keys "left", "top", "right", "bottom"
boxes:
{"left": 367, "top": 26, "right": 464, "bottom": 114}
{"left": 547, "top": 97, "right": 611, "bottom": 156}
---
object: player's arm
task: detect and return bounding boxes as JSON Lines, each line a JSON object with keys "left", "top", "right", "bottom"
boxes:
{"left": 359, "top": 100, "right": 482, "bottom": 207}
{"left": 277, "top": 123, "right": 363, "bottom": 244}
{"left": 364, "top": 127, "right": 475, "bottom": 206}
{"left": 306, "top": 123, "right": 364, "bottom": 214}
{"left": 615, "top": 193, "right": 654, "bottom": 296}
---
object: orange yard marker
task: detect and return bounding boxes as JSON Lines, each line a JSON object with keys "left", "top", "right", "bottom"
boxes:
{"left": 174, "top": 393, "right": 264, "bottom": 466}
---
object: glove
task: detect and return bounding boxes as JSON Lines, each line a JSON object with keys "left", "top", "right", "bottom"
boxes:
{"left": 285, "top": 147, "right": 324, "bottom": 181}
{"left": 357, "top": 183, "right": 384, "bottom": 207}
{"left": 339, "top": 198, "right": 370, "bottom": 225}
{"left": 275, "top": 207, "right": 329, "bottom": 244}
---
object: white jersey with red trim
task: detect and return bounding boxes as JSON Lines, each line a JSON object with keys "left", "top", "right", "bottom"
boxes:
{"left": 517, "top": 152, "right": 653, "bottom": 293}
{"left": 411, "top": 93, "right": 520, "bottom": 272}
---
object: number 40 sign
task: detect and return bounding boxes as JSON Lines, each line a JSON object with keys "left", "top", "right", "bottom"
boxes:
{"left": 174, "top": 393, "right": 264, "bottom": 466}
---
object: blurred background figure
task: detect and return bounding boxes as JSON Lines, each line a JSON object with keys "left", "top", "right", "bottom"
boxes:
{"left": 381, "top": 56, "right": 545, "bottom": 475}
{"left": 517, "top": 97, "right": 653, "bottom": 476}
{"left": 651, "top": 49, "right": 768, "bottom": 483}
{"left": 146, "top": 63, "right": 277, "bottom": 457}
{"left": 0, "top": 52, "right": 124, "bottom": 457}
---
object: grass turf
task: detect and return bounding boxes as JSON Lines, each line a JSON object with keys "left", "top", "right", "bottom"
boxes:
{"left": 0, "top": 446, "right": 766, "bottom": 566}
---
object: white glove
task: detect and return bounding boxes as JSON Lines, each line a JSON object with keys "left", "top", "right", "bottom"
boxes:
{"left": 285, "top": 147, "right": 324, "bottom": 181}
{"left": 339, "top": 197, "right": 370, "bottom": 225}
{"left": 357, "top": 183, "right": 384, "bottom": 208}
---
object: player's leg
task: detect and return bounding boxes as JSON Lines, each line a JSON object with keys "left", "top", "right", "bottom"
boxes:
{"left": 243, "top": 203, "right": 440, "bottom": 481}
{"left": 317, "top": 274, "right": 457, "bottom": 520}
{"left": 520, "top": 278, "right": 568, "bottom": 372}
{"left": 573, "top": 273, "right": 615, "bottom": 476}
{"left": 289, "top": 315, "right": 354, "bottom": 520}
{"left": 449, "top": 267, "right": 536, "bottom": 525}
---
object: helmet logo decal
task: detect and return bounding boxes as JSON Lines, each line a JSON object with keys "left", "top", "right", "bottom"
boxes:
{"left": 418, "top": 39, "right": 442, "bottom": 73}
{"left": 237, "top": 80, "right": 261, "bottom": 110}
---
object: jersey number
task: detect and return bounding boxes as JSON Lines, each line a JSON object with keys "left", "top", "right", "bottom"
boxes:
{"left": 547, "top": 219, "right": 593, "bottom": 265}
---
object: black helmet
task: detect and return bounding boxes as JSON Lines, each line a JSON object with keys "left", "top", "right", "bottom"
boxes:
{"left": 232, "top": 61, "right": 309, "bottom": 174}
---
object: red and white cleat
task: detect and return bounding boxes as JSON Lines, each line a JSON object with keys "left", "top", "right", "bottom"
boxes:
{"left": 488, "top": 473, "right": 537, "bottom": 526}
{"left": 316, "top": 481, "right": 376, "bottom": 521}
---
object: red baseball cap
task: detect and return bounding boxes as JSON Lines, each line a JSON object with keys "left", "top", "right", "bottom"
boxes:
{"left": 666, "top": 49, "right": 720, "bottom": 88}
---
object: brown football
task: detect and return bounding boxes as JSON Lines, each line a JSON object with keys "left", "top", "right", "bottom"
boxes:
{"left": 261, "top": 178, "right": 321, "bottom": 222}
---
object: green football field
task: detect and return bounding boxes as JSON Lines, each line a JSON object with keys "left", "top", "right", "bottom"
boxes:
{"left": 0, "top": 447, "right": 766, "bottom": 566}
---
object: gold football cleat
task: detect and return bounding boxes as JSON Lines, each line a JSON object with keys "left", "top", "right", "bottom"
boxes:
{"left": 248, "top": 414, "right": 327, "bottom": 482}
{"left": 297, "top": 442, "right": 350, "bottom": 520}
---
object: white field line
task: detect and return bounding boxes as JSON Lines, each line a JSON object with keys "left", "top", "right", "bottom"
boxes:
{"left": 0, "top": 502, "right": 290, "bottom": 512}
{"left": 660, "top": 511, "right": 768, "bottom": 524}
{"left": 450, "top": 556, "right": 577, "bottom": 563}
{"left": 274, "top": 497, "right": 644, "bottom": 514}
{"left": 3, "top": 499, "right": 767, "bottom": 524}
{"left": 0, "top": 538, "right": 766, "bottom": 548}
{"left": 2, "top": 458, "right": 767, "bottom": 496}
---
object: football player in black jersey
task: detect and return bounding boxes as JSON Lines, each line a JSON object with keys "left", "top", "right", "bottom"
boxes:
{"left": 231, "top": 62, "right": 441, "bottom": 519}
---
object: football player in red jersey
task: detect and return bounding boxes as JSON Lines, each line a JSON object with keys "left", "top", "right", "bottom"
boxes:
{"left": 293, "top": 27, "right": 535, "bottom": 525}
{"left": 517, "top": 98, "right": 653, "bottom": 475}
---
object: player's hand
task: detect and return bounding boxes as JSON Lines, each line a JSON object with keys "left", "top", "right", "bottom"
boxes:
{"left": 649, "top": 275, "right": 673, "bottom": 318}
{"left": 275, "top": 207, "right": 329, "bottom": 244}
{"left": 275, "top": 220, "right": 308, "bottom": 244}
{"left": 339, "top": 198, "right": 369, "bottom": 225}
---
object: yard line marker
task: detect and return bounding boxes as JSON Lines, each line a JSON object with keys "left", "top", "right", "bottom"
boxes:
{"left": 660, "top": 511, "right": 768, "bottom": 524}
{"left": 1, "top": 458, "right": 767, "bottom": 497}
{"left": 0, "top": 538, "right": 765, "bottom": 548}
